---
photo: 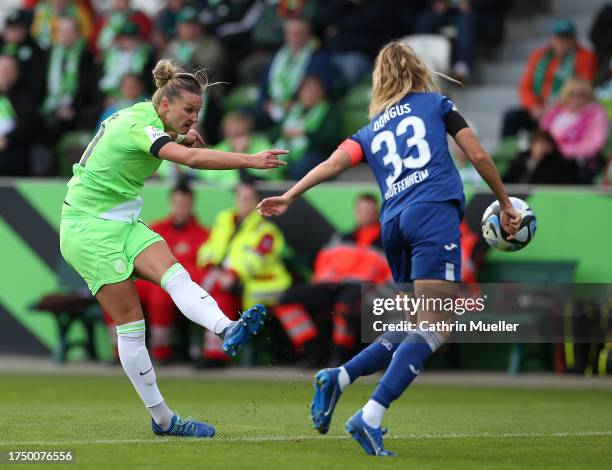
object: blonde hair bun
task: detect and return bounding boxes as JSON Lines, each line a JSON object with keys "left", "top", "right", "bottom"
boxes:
{"left": 152, "top": 60, "right": 179, "bottom": 88}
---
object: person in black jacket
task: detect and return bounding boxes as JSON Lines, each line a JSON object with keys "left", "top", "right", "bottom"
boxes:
{"left": 0, "top": 55, "right": 37, "bottom": 176}
{"left": 589, "top": 3, "right": 612, "bottom": 86}
{"left": 0, "top": 9, "right": 47, "bottom": 103}
{"left": 316, "top": 0, "right": 399, "bottom": 88}
{"left": 503, "top": 129, "right": 576, "bottom": 184}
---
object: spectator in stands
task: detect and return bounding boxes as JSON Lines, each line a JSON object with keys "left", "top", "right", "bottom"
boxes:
{"left": 317, "top": 0, "right": 396, "bottom": 87}
{"left": 98, "top": 73, "right": 145, "bottom": 126}
{"left": 0, "top": 55, "right": 37, "bottom": 176}
{"left": 274, "top": 75, "right": 339, "bottom": 179}
{"left": 274, "top": 194, "right": 391, "bottom": 366}
{"left": 162, "top": 6, "right": 225, "bottom": 81}
{"left": 42, "top": 16, "right": 100, "bottom": 138}
{"left": 471, "top": 0, "right": 506, "bottom": 50}
{"left": 195, "top": 111, "right": 278, "bottom": 184}
{"left": 92, "top": 0, "right": 151, "bottom": 56}
{"left": 155, "top": 0, "right": 187, "bottom": 46}
{"left": 501, "top": 18, "right": 596, "bottom": 138}
{"left": 199, "top": 0, "right": 270, "bottom": 53}
{"left": 257, "top": 17, "right": 333, "bottom": 126}
{"left": 503, "top": 129, "right": 575, "bottom": 184}
{"left": 196, "top": 183, "right": 291, "bottom": 367}
{"left": 99, "top": 21, "right": 155, "bottom": 98}
{"left": 540, "top": 78, "right": 608, "bottom": 184}
{"left": 239, "top": 0, "right": 319, "bottom": 84}
{"left": 31, "top": 0, "right": 94, "bottom": 49}
{"left": 589, "top": 3, "right": 612, "bottom": 87}
{"left": 0, "top": 9, "right": 47, "bottom": 103}
{"left": 415, "top": 0, "right": 476, "bottom": 82}
{"left": 137, "top": 182, "right": 209, "bottom": 362}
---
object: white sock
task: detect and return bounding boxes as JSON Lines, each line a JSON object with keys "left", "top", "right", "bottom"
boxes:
{"left": 149, "top": 402, "right": 174, "bottom": 430}
{"left": 162, "top": 263, "right": 232, "bottom": 334}
{"left": 338, "top": 367, "right": 351, "bottom": 391}
{"left": 116, "top": 320, "right": 174, "bottom": 428}
{"left": 362, "top": 399, "right": 386, "bottom": 428}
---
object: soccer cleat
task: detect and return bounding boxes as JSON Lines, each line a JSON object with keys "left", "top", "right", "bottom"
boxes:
{"left": 310, "top": 368, "right": 342, "bottom": 434}
{"left": 152, "top": 415, "right": 216, "bottom": 438}
{"left": 345, "top": 410, "right": 395, "bottom": 457}
{"left": 222, "top": 304, "right": 267, "bottom": 356}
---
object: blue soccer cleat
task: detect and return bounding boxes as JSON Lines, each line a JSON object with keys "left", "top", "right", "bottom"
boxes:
{"left": 345, "top": 410, "right": 395, "bottom": 457}
{"left": 310, "top": 368, "right": 342, "bottom": 434}
{"left": 222, "top": 304, "right": 267, "bottom": 356}
{"left": 152, "top": 415, "right": 216, "bottom": 438}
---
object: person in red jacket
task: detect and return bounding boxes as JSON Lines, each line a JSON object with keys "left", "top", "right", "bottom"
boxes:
{"left": 102, "top": 181, "right": 209, "bottom": 362}
{"left": 502, "top": 18, "right": 596, "bottom": 138}
{"left": 140, "top": 182, "right": 209, "bottom": 362}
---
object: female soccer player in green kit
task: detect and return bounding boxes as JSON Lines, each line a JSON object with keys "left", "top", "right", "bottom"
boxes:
{"left": 60, "top": 60, "right": 287, "bottom": 438}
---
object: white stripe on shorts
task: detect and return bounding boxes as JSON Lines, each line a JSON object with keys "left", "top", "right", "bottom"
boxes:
{"left": 445, "top": 262, "right": 455, "bottom": 281}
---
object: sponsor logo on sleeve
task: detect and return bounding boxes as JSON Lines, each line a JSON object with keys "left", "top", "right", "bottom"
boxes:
{"left": 145, "top": 126, "right": 169, "bottom": 143}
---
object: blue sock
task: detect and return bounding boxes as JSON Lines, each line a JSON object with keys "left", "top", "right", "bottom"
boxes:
{"left": 342, "top": 331, "right": 408, "bottom": 383}
{"left": 371, "top": 329, "right": 444, "bottom": 408}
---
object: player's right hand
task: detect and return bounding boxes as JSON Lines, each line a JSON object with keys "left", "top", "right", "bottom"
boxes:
{"left": 251, "top": 149, "right": 289, "bottom": 169}
{"left": 500, "top": 205, "right": 522, "bottom": 239}
{"left": 257, "top": 195, "right": 292, "bottom": 217}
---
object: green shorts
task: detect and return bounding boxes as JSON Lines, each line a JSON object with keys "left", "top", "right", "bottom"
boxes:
{"left": 59, "top": 204, "right": 163, "bottom": 295}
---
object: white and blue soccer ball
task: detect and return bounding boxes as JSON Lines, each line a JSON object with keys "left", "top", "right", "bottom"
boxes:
{"left": 481, "top": 197, "right": 537, "bottom": 252}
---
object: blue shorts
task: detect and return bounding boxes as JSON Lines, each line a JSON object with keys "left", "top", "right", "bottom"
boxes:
{"left": 381, "top": 201, "right": 462, "bottom": 283}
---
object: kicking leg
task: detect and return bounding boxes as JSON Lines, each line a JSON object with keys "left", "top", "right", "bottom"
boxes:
{"left": 134, "top": 241, "right": 231, "bottom": 334}
{"left": 134, "top": 241, "right": 266, "bottom": 355}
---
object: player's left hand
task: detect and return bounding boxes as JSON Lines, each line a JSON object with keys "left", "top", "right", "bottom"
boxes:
{"left": 181, "top": 129, "right": 205, "bottom": 148}
{"left": 500, "top": 205, "right": 522, "bottom": 239}
{"left": 257, "top": 195, "right": 292, "bottom": 217}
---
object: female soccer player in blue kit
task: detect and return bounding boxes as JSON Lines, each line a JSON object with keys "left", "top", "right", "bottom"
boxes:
{"left": 258, "top": 41, "right": 522, "bottom": 456}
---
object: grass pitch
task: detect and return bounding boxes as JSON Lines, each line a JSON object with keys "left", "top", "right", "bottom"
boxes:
{"left": 0, "top": 373, "right": 610, "bottom": 469}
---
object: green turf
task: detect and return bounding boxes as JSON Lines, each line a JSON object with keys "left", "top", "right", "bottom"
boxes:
{"left": 0, "top": 374, "right": 610, "bottom": 469}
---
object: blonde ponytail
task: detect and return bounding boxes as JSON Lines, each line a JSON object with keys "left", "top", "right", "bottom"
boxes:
{"left": 368, "top": 40, "right": 459, "bottom": 119}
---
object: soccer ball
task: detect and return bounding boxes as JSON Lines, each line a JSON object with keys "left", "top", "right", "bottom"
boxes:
{"left": 481, "top": 197, "right": 537, "bottom": 252}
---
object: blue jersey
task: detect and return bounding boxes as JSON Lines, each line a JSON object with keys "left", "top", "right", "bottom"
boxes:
{"left": 348, "top": 92, "right": 465, "bottom": 225}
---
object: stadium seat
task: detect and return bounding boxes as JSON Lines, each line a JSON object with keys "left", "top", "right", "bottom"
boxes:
{"left": 478, "top": 261, "right": 577, "bottom": 284}
{"left": 401, "top": 34, "right": 452, "bottom": 74}
{"left": 478, "top": 261, "right": 578, "bottom": 374}
{"left": 30, "top": 259, "right": 103, "bottom": 363}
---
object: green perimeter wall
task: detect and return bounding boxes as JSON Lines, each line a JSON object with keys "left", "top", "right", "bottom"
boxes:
{"left": 1, "top": 180, "right": 611, "bottom": 365}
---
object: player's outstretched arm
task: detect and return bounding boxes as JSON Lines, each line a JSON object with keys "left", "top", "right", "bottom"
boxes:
{"left": 158, "top": 142, "right": 288, "bottom": 170}
{"left": 258, "top": 148, "right": 352, "bottom": 217}
{"left": 454, "top": 128, "right": 521, "bottom": 235}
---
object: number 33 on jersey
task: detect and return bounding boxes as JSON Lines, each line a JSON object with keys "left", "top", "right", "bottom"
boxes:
{"left": 339, "top": 92, "right": 465, "bottom": 225}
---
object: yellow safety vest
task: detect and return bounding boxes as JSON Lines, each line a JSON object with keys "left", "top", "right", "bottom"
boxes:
{"left": 197, "top": 209, "right": 291, "bottom": 307}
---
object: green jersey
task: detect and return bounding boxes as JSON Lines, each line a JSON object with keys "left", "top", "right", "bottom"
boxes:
{"left": 65, "top": 101, "right": 171, "bottom": 221}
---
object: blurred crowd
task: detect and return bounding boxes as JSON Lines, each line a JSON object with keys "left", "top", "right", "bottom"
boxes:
{"left": 496, "top": 12, "right": 612, "bottom": 185}
{"left": 0, "top": 0, "right": 510, "bottom": 179}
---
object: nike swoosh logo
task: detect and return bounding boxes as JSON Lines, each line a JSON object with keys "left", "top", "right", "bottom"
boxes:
{"left": 409, "top": 364, "right": 420, "bottom": 375}
{"left": 444, "top": 243, "right": 458, "bottom": 251}
{"left": 323, "top": 387, "right": 337, "bottom": 417}
{"left": 139, "top": 367, "right": 153, "bottom": 376}
{"left": 201, "top": 295, "right": 210, "bottom": 300}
